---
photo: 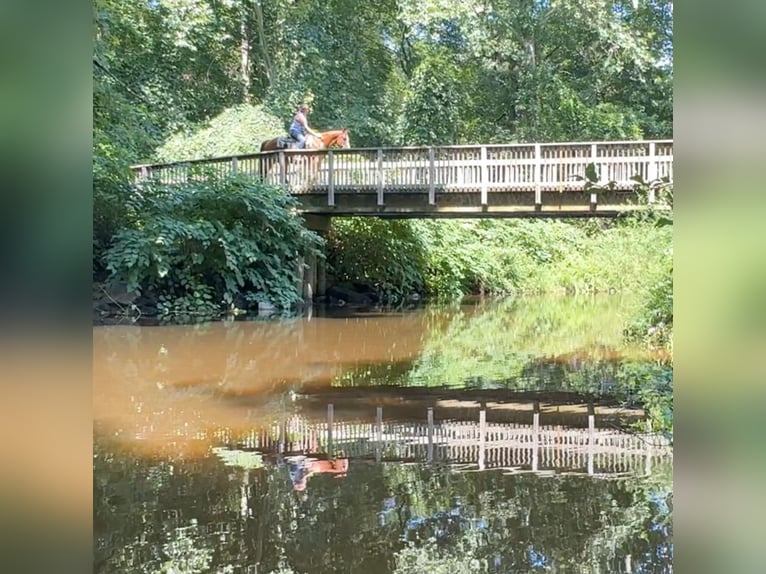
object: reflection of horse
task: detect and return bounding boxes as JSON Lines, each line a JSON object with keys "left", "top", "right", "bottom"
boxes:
{"left": 259, "top": 129, "right": 351, "bottom": 183}
{"left": 286, "top": 456, "right": 349, "bottom": 493}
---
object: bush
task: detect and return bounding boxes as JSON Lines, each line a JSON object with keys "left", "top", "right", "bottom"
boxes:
{"left": 102, "top": 174, "right": 322, "bottom": 320}
{"left": 155, "top": 104, "right": 285, "bottom": 162}
{"left": 326, "top": 218, "right": 427, "bottom": 304}
{"left": 414, "top": 220, "right": 520, "bottom": 298}
{"left": 625, "top": 256, "right": 673, "bottom": 351}
{"left": 326, "top": 218, "right": 671, "bottom": 301}
{"left": 615, "top": 361, "right": 673, "bottom": 437}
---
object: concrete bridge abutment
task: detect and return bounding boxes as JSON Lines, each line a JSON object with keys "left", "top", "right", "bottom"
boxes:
{"left": 299, "top": 214, "right": 332, "bottom": 302}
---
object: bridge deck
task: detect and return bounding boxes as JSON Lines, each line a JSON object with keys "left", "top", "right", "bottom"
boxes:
{"left": 133, "top": 140, "right": 673, "bottom": 218}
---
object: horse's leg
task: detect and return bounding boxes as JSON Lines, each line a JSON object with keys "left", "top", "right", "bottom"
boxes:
{"left": 285, "top": 155, "right": 292, "bottom": 185}
{"left": 290, "top": 153, "right": 308, "bottom": 188}
{"left": 307, "top": 155, "right": 323, "bottom": 186}
{"left": 308, "top": 156, "right": 318, "bottom": 186}
{"left": 259, "top": 152, "right": 269, "bottom": 182}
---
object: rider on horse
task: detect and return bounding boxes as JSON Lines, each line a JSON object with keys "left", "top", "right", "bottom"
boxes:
{"left": 289, "top": 103, "right": 320, "bottom": 149}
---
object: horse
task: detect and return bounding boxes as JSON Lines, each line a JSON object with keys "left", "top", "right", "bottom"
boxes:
{"left": 259, "top": 128, "right": 351, "bottom": 184}
{"left": 259, "top": 128, "right": 350, "bottom": 153}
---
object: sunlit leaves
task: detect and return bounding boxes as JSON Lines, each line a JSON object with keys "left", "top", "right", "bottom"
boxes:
{"left": 155, "top": 104, "right": 285, "bottom": 161}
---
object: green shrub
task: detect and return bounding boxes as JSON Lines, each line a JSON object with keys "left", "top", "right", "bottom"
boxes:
{"left": 155, "top": 104, "right": 285, "bottom": 162}
{"left": 625, "top": 256, "right": 673, "bottom": 351}
{"left": 327, "top": 218, "right": 427, "bottom": 303}
{"left": 326, "top": 218, "right": 670, "bottom": 301}
{"left": 102, "top": 174, "right": 322, "bottom": 319}
{"left": 615, "top": 361, "right": 673, "bottom": 437}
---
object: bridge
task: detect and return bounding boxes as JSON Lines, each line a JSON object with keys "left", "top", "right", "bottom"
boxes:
{"left": 132, "top": 139, "right": 673, "bottom": 218}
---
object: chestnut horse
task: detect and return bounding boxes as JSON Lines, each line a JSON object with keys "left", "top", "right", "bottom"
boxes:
{"left": 259, "top": 129, "right": 351, "bottom": 184}
{"left": 260, "top": 128, "right": 350, "bottom": 153}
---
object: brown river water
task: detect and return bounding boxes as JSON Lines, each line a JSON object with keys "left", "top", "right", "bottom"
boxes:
{"left": 94, "top": 295, "right": 672, "bottom": 573}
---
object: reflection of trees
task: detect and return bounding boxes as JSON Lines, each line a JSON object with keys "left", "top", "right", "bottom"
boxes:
{"left": 331, "top": 295, "right": 669, "bottom": 402}
{"left": 408, "top": 295, "right": 636, "bottom": 388}
{"left": 386, "top": 462, "right": 673, "bottom": 573}
{"left": 95, "top": 434, "right": 671, "bottom": 574}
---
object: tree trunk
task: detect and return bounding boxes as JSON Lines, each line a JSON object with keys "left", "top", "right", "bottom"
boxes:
{"left": 253, "top": 0, "right": 274, "bottom": 88}
{"left": 240, "top": 4, "right": 252, "bottom": 102}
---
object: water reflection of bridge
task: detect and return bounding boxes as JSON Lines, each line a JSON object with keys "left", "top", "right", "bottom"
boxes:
{"left": 217, "top": 403, "right": 672, "bottom": 478}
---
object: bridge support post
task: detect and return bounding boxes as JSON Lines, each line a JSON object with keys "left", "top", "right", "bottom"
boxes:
{"left": 376, "top": 406, "right": 383, "bottom": 463}
{"left": 278, "top": 420, "right": 286, "bottom": 455}
{"left": 316, "top": 253, "right": 326, "bottom": 298}
{"left": 532, "top": 400, "right": 540, "bottom": 472}
{"left": 428, "top": 148, "right": 436, "bottom": 205}
{"left": 588, "top": 400, "right": 595, "bottom": 475}
{"left": 303, "top": 252, "right": 316, "bottom": 303}
{"left": 295, "top": 255, "right": 305, "bottom": 304}
{"left": 590, "top": 144, "right": 599, "bottom": 211}
{"left": 327, "top": 151, "right": 335, "bottom": 206}
{"left": 648, "top": 142, "right": 657, "bottom": 203}
{"left": 301, "top": 216, "right": 332, "bottom": 299}
{"left": 377, "top": 149, "right": 385, "bottom": 206}
{"left": 645, "top": 418, "right": 653, "bottom": 474}
{"left": 278, "top": 151, "right": 287, "bottom": 185}
{"left": 427, "top": 407, "right": 434, "bottom": 463}
{"left": 480, "top": 146, "right": 488, "bottom": 206}
{"left": 478, "top": 408, "right": 486, "bottom": 470}
{"left": 327, "top": 403, "right": 334, "bottom": 456}
{"left": 534, "top": 144, "right": 542, "bottom": 209}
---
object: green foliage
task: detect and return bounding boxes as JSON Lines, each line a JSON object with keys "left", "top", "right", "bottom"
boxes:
{"left": 258, "top": 0, "right": 406, "bottom": 147}
{"left": 327, "top": 218, "right": 427, "bottom": 303}
{"left": 395, "top": 537, "right": 490, "bottom": 574}
{"left": 96, "top": 432, "right": 673, "bottom": 574}
{"left": 102, "top": 174, "right": 322, "bottom": 320}
{"left": 615, "top": 361, "right": 673, "bottom": 436}
{"left": 155, "top": 104, "right": 285, "bottom": 161}
{"left": 625, "top": 258, "right": 673, "bottom": 351}
{"left": 94, "top": 0, "right": 244, "bottom": 136}
{"left": 94, "top": 0, "right": 672, "bottom": 158}
{"left": 397, "top": 49, "right": 475, "bottom": 145}
{"left": 93, "top": 0, "right": 675, "bottom": 322}
{"left": 326, "top": 217, "right": 671, "bottom": 301}
{"left": 614, "top": 181, "right": 673, "bottom": 353}
{"left": 413, "top": 220, "right": 519, "bottom": 298}
{"left": 333, "top": 294, "right": 649, "bottom": 393}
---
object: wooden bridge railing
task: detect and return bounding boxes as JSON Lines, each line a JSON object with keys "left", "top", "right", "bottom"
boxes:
{"left": 132, "top": 140, "right": 673, "bottom": 207}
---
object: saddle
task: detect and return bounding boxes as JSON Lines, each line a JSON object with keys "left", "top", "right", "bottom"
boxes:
{"left": 277, "top": 136, "right": 297, "bottom": 149}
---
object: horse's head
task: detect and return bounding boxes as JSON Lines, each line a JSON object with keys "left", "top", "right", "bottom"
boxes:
{"left": 322, "top": 128, "right": 351, "bottom": 149}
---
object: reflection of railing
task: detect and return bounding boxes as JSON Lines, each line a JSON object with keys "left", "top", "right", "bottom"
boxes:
{"left": 216, "top": 405, "right": 671, "bottom": 477}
